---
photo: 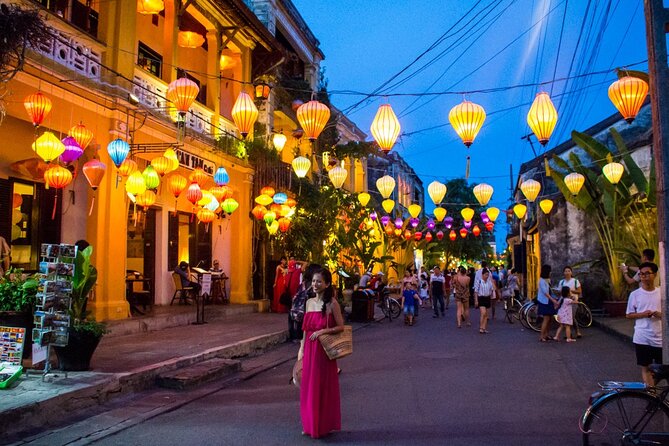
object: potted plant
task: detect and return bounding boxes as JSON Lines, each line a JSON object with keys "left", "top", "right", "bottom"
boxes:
{"left": 0, "top": 268, "right": 38, "bottom": 358}
{"left": 53, "top": 246, "right": 107, "bottom": 371}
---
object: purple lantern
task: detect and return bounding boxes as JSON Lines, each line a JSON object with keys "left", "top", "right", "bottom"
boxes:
{"left": 464, "top": 220, "right": 472, "bottom": 229}
{"left": 394, "top": 217, "right": 403, "bottom": 229}
{"left": 381, "top": 215, "right": 390, "bottom": 226}
{"left": 481, "top": 212, "right": 490, "bottom": 224}
{"left": 444, "top": 216, "right": 454, "bottom": 229}
{"left": 426, "top": 218, "right": 436, "bottom": 230}
{"left": 60, "top": 136, "right": 84, "bottom": 164}
{"left": 370, "top": 210, "right": 378, "bottom": 221}
{"left": 410, "top": 217, "right": 419, "bottom": 228}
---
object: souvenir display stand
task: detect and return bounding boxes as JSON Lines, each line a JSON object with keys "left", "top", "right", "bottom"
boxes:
{"left": 0, "top": 326, "right": 25, "bottom": 389}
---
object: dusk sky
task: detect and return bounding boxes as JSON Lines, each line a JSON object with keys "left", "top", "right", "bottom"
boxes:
{"left": 292, "top": 0, "right": 648, "bottom": 249}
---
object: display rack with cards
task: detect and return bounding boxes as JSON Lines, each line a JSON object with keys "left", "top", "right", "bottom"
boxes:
{"left": 0, "top": 326, "right": 25, "bottom": 389}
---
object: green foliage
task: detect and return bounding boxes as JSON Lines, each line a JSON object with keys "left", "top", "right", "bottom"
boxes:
{"left": 70, "top": 246, "right": 106, "bottom": 335}
{"left": 0, "top": 268, "right": 38, "bottom": 312}
{"left": 332, "top": 141, "right": 378, "bottom": 161}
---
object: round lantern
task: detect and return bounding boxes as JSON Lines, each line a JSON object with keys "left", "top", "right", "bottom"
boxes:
{"left": 394, "top": 217, "right": 403, "bottom": 229}
{"left": 266, "top": 220, "right": 280, "bottom": 235}
{"left": 24, "top": 91, "right": 52, "bottom": 127}
{"left": 82, "top": 159, "right": 106, "bottom": 190}
{"left": 68, "top": 123, "right": 94, "bottom": 150}
{"left": 186, "top": 182, "right": 203, "bottom": 206}
{"left": 59, "top": 137, "right": 84, "bottom": 164}
{"left": 231, "top": 92, "right": 259, "bottom": 138}
{"left": 126, "top": 171, "right": 147, "bottom": 196}
{"left": 408, "top": 204, "right": 421, "bottom": 218}
{"left": 189, "top": 168, "right": 209, "bottom": 186}
{"left": 264, "top": 211, "right": 277, "bottom": 225}
{"left": 32, "top": 132, "right": 65, "bottom": 163}
{"left": 107, "top": 139, "right": 130, "bottom": 168}
{"left": 196, "top": 208, "right": 216, "bottom": 225}
{"left": 252, "top": 205, "right": 267, "bottom": 220}
{"left": 142, "top": 165, "right": 160, "bottom": 190}
{"left": 449, "top": 230, "right": 457, "bottom": 241}
{"left": 167, "top": 78, "right": 199, "bottom": 115}
{"left": 403, "top": 229, "right": 412, "bottom": 241}
{"left": 564, "top": 172, "right": 585, "bottom": 196}
{"left": 448, "top": 100, "right": 486, "bottom": 147}
{"left": 434, "top": 207, "right": 447, "bottom": 222}
{"left": 486, "top": 207, "right": 500, "bottom": 222}
{"left": 208, "top": 186, "right": 225, "bottom": 202}
{"left": 272, "top": 132, "right": 287, "bottom": 152}
{"left": 221, "top": 198, "right": 239, "bottom": 214}
{"left": 444, "top": 216, "right": 454, "bottom": 229}
{"left": 603, "top": 162, "right": 624, "bottom": 184}
{"left": 151, "top": 156, "right": 172, "bottom": 176}
{"left": 381, "top": 215, "right": 390, "bottom": 226}
{"left": 292, "top": 156, "right": 311, "bottom": 178}
{"left": 426, "top": 218, "right": 436, "bottom": 230}
{"left": 273, "top": 192, "right": 288, "bottom": 204}
{"left": 414, "top": 231, "right": 422, "bottom": 241}
{"left": 382, "top": 199, "right": 395, "bottom": 214}
{"left": 136, "top": 190, "right": 157, "bottom": 210}
{"left": 137, "top": 0, "right": 164, "bottom": 14}
{"left": 608, "top": 76, "right": 648, "bottom": 123}
{"left": 260, "top": 186, "right": 275, "bottom": 197}
{"left": 205, "top": 196, "right": 220, "bottom": 213}
{"left": 44, "top": 165, "right": 72, "bottom": 189}
{"left": 436, "top": 231, "right": 444, "bottom": 241}
{"left": 384, "top": 225, "right": 393, "bottom": 236}
{"left": 485, "top": 221, "right": 494, "bottom": 231}
{"left": 425, "top": 232, "right": 433, "bottom": 242}
{"left": 255, "top": 194, "right": 273, "bottom": 206}
{"left": 527, "top": 92, "right": 558, "bottom": 145}
{"left": 472, "top": 225, "right": 481, "bottom": 237}
{"left": 163, "top": 148, "right": 179, "bottom": 172}
{"left": 539, "top": 199, "right": 554, "bottom": 215}
{"left": 376, "top": 175, "right": 396, "bottom": 199}
{"left": 370, "top": 103, "right": 401, "bottom": 153}
{"left": 177, "top": 31, "right": 205, "bottom": 48}
{"left": 278, "top": 217, "right": 291, "bottom": 233}
{"left": 427, "top": 181, "right": 447, "bottom": 205}
{"left": 296, "top": 100, "right": 330, "bottom": 141}
{"left": 461, "top": 207, "right": 475, "bottom": 222}
{"left": 520, "top": 179, "right": 541, "bottom": 202}
{"left": 473, "top": 183, "right": 493, "bottom": 206}
{"left": 459, "top": 228, "right": 468, "bottom": 238}
{"left": 358, "top": 192, "right": 371, "bottom": 207}
{"left": 513, "top": 203, "right": 527, "bottom": 219}
{"left": 369, "top": 210, "right": 378, "bottom": 221}
{"left": 198, "top": 191, "right": 213, "bottom": 207}
{"left": 214, "top": 167, "right": 229, "bottom": 186}
{"left": 167, "top": 174, "right": 187, "bottom": 198}
{"left": 328, "top": 166, "right": 347, "bottom": 189}
{"left": 286, "top": 197, "right": 297, "bottom": 208}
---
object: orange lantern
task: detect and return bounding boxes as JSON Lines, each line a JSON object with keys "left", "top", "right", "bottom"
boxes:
{"left": 459, "top": 228, "right": 468, "bottom": 238}
{"left": 297, "top": 100, "right": 330, "bottom": 141}
{"left": 448, "top": 100, "right": 486, "bottom": 147}
{"left": 384, "top": 225, "right": 394, "bottom": 236}
{"left": 209, "top": 186, "right": 227, "bottom": 202}
{"left": 231, "top": 92, "right": 258, "bottom": 138}
{"left": 260, "top": 186, "right": 276, "bottom": 197}
{"left": 251, "top": 205, "right": 267, "bottom": 220}
{"left": 278, "top": 217, "right": 291, "bottom": 233}
{"left": 135, "top": 190, "right": 157, "bottom": 210}
{"left": 449, "top": 230, "right": 457, "bottom": 241}
{"left": 403, "top": 229, "right": 412, "bottom": 241}
{"left": 527, "top": 92, "right": 558, "bottom": 146}
{"left": 608, "top": 75, "right": 648, "bottom": 123}
{"left": 44, "top": 165, "right": 72, "bottom": 189}
{"left": 189, "top": 168, "right": 209, "bottom": 186}
{"left": 167, "top": 78, "right": 199, "bottom": 115}
{"left": 196, "top": 208, "right": 216, "bottom": 231}
{"left": 472, "top": 225, "right": 481, "bottom": 237}
{"left": 68, "top": 123, "right": 94, "bottom": 150}
{"left": 136, "top": 0, "right": 164, "bottom": 14}
{"left": 151, "top": 156, "right": 172, "bottom": 177}
{"left": 24, "top": 92, "right": 52, "bottom": 127}
{"left": 370, "top": 103, "right": 401, "bottom": 153}
{"left": 82, "top": 159, "right": 106, "bottom": 191}
{"left": 286, "top": 197, "right": 297, "bottom": 208}
{"left": 167, "top": 174, "right": 187, "bottom": 198}
{"left": 177, "top": 31, "right": 205, "bottom": 48}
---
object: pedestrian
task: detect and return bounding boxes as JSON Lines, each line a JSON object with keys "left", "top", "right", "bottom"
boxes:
{"left": 474, "top": 268, "right": 496, "bottom": 334}
{"left": 558, "top": 266, "right": 583, "bottom": 338}
{"left": 490, "top": 266, "right": 501, "bottom": 320}
{"left": 430, "top": 266, "right": 446, "bottom": 318}
{"left": 419, "top": 266, "right": 429, "bottom": 307}
{"left": 443, "top": 270, "right": 452, "bottom": 310}
{"left": 289, "top": 263, "right": 321, "bottom": 342}
{"left": 402, "top": 282, "right": 418, "bottom": 326}
{"left": 537, "top": 264, "right": 559, "bottom": 342}
{"left": 621, "top": 249, "right": 658, "bottom": 287}
{"left": 0, "top": 235, "right": 10, "bottom": 276}
{"left": 400, "top": 269, "right": 416, "bottom": 292}
{"left": 286, "top": 256, "right": 305, "bottom": 302}
{"left": 453, "top": 266, "right": 471, "bottom": 328}
{"left": 625, "top": 262, "right": 663, "bottom": 386}
{"left": 553, "top": 286, "right": 576, "bottom": 343}
{"left": 506, "top": 268, "right": 520, "bottom": 300}
{"left": 271, "top": 256, "right": 288, "bottom": 313}
{"left": 298, "top": 268, "right": 343, "bottom": 438}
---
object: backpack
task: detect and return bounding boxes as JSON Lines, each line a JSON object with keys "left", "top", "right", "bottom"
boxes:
{"left": 290, "top": 285, "right": 310, "bottom": 323}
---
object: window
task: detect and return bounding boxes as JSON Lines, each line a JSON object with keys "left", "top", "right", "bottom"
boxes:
{"left": 34, "top": 0, "right": 99, "bottom": 38}
{"left": 138, "top": 42, "right": 163, "bottom": 78}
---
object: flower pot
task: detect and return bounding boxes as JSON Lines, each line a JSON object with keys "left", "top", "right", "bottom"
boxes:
{"left": 0, "top": 311, "right": 33, "bottom": 359}
{"left": 53, "top": 329, "right": 102, "bottom": 371}
{"left": 602, "top": 300, "right": 628, "bottom": 318}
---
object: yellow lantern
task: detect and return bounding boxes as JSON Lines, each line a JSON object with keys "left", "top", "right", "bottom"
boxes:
{"left": 219, "top": 50, "right": 238, "bottom": 71}
{"left": 167, "top": 78, "right": 199, "bottom": 115}
{"left": 461, "top": 207, "right": 475, "bottom": 222}
{"left": 539, "top": 199, "right": 554, "bottom": 215}
{"left": 231, "top": 92, "right": 258, "bottom": 138}
{"left": 68, "top": 123, "right": 94, "bottom": 150}
{"left": 118, "top": 159, "right": 138, "bottom": 178}
{"left": 520, "top": 179, "right": 541, "bottom": 202}
{"left": 273, "top": 132, "right": 287, "bottom": 152}
{"left": 433, "top": 207, "right": 447, "bottom": 222}
{"left": 408, "top": 204, "right": 421, "bottom": 219}
{"left": 32, "top": 131, "right": 65, "bottom": 163}
{"left": 177, "top": 31, "right": 205, "bottom": 48}
{"left": 513, "top": 203, "right": 527, "bottom": 219}
{"left": 376, "top": 175, "right": 396, "bottom": 199}
{"left": 608, "top": 76, "right": 648, "bottom": 123}
{"left": 328, "top": 166, "right": 347, "bottom": 189}
{"left": 296, "top": 100, "right": 330, "bottom": 141}
{"left": 292, "top": 156, "right": 311, "bottom": 178}
{"left": 473, "top": 183, "right": 493, "bottom": 206}
{"left": 198, "top": 191, "right": 213, "bottom": 207}
{"left": 527, "top": 92, "right": 558, "bottom": 146}
{"left": 370, "top": 103, "right": 401, "bottom": 153}
{"left": 196, "top": 208, "right": 216, "bottom": 225}
{"left": 427, "top": 181, "right": 447, "bottom": 205}
{"left": 486, "top": 207, "right": 500, "bottom": 222}
{"left": 126, "top": 171, "right": 147, "bottom": 196}
{"left": 264, "top": 211, "right": 277, "bottom": 225}
{"left": 135, "top": 190, "right": 157, "bottom": 210}
{"left": 137, "top": 0, "right": 164, "bottom": 14}
{"left": 602, "top": 162, "right": 624, "bottom": 184}
{"left": 448, "top": 100, "right": 486, "bottom": 147}
{"left": 382, "top": 199, "right": 395, "bottom": 214}
{"left": 358, "top": 192, "right": 371, "bottom": 207}
{"left": 267, "top": 220, "right": 280, "bottom": 235}
{"left": 255, "top": 194, "right": 274, "bottom": 206}
{"left": 151, "top": 156, "right": 172, "bottom": 177}
{"left": 564, "top": 172, "right": 585, "bottom": 196}
{"left": 163, "top": 148, "right": 179, "bottom": 172}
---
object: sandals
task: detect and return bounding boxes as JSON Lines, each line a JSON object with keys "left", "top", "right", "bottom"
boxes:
{"left": 552, "top": 336, "right": 560, "bottom": 342}
{"left": 566, "top": 338, "right": 576, "bottom": 343}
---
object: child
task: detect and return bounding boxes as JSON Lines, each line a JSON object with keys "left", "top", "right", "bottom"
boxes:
{"left": 402, "top": 283, "right": 418, "bottom": 326}
{"left": 554, "top": 286, "right": 576, "bottom": 342}
{"left": 419, "top": 279, "right": 429, "bottom": 307}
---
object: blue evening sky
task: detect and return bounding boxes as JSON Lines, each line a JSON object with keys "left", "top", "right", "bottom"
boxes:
{"left": 292, "top": 0, "right": 648, "bottom": 249}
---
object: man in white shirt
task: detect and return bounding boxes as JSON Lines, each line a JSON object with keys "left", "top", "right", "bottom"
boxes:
{"left": 626, "top": 262, "right": 663, "bottom": 386}
{"left": 474, "top": 260, "right": 488, "bottom": 290}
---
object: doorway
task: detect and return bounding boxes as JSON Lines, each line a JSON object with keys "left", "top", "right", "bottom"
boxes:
{"left": 126, "top": 207, "right": 156, "bottom": 304}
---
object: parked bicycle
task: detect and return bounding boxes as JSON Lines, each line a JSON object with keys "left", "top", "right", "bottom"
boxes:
{"left": 517, "top": 296, "right": 592, "bottom": 333}
{"left": 503, "top": 290, "right": 524, "bottom": 324}
{"left": 377, "top": 286, "right": 401, "bottom": 321}
{"left": 580, "top": 363, "right": 669, "bottom": 445}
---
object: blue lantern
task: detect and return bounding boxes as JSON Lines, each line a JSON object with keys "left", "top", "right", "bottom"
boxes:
{"left": 107, "top": 139, "right": 130, "bottom": 168}
{"left": 214, "top": 167, "right": 229, "bottom": 186}
{"left": 273, "top": 192, "right": 287, "bottom": 204}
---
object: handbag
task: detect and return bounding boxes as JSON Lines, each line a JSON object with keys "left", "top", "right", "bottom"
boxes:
{"left": 319, "top": 313, "right": 353, "bottom": 360}
{"left": 292, "top": 358, "right": 302, "bottom": 388}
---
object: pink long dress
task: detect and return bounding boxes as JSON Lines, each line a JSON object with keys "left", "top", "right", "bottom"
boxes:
{"left": 300, "top": 311, "right": 341, "bottom": 438}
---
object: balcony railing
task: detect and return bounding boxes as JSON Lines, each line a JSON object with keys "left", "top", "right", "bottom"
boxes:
{"left": 32, "top": 22, "right": 103, "bottom": 80}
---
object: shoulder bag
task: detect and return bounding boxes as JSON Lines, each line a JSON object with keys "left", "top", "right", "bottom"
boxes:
{"left": 319, "top": 310, "right": 353, "bottom": 360}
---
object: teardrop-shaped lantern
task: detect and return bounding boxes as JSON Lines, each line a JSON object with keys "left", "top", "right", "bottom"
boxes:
{"left": 527, "top": 92, "right": 558, "bottom": 146}
{"left": 137, "top": 0, "right": 164, "bottom": 14}
{"left": 273, "top": 132, "right": 287, "bottom": 152}
{"left": 292, "top": 156, "right": 311, "bottom": 178}
{"left": 461, "top": 207, "right": 475, "bottom": 222}
{"left": 126, "top": 171, "right": 147, "bottom": 196}
{"left": 186, "top": 182, "right": 203, "bottom": 206}
{"left": 255, "top": 194, "right": 273, "bottom": 206}
{"left": 142, "top": 165, "right": 160, "bottom": 190}
{"left": 485, "top": 221, "right": 494, "bottom": 231}
{"left": 151, "top": 156, "right": 172, "bottom": 176}
{"left": 513, "top": 203, "right": 527, "bottom": 219}
{"left": 358, "top": 192, "right": 371, "bottom": 207}
{"left": 472, "top": 225, "right": 481, "bottom": 237}
{"left": 480, "top": 212, "right": 490, "bottom": 223}
{"left": 209, "top": 186, "right": 226, "bottom": 202}
{"left": 376, "top": 175, "right": 396, "bottom": 199}
{"left": 459, "top": 228, "right": 468, "bottom": 238}
{"left": 231, "top": 92, "right": 258, "bottom": 138}
{"left": 410, "top": 218, "right": 419, "bottom": 228}
{"left": 370, "top": 103, "right": 401, "bottom": 153}
{"left": 436, "top": 231, "right": 444, "bottom": 241}
{"left": 196, "top": 207, "right": 216, "bottom": 224}
{"left": 426, "top": 218, "right": 436, "bottom": 230}
{"left": 414, "top": 231, "right": 422, "bottom": 241}
{"left": 486, "top": 207, "right": 500, "bottom": 222}
{"left": 189, "top": 168, "right": 209, "bottom": 186}
{"left": 167, "top": 174, "right": 188, "bottom": 198}
{"left": 44, "top": 165, "right": 73, "bottom": 189}
{"left": 608, "top": 76, "right": 648, "bottom": 124}
{"left": 449, "top": 230, "right": 457, "bottom": 241}
{"left": 164, "top": 148, "right": 179, "bottom": 172}
{"left": 118, "top": 159, "right": 138, "bottom": 178}
{"left": 603, "top": 162, "right": 624, "bottom": 184}
{"left": 59, "top": 136, "right": 84, "bottom": 164}
{"left": 252, "top": 205, "right": 267, "bottom": 220}
{"left": 167, "top": 78, "right": 199, "bottom": 115}
{"left": 214, "top": 167, "right": 229, "bottom": 186}
{"left": 32, "top": 132, "right": 65, "bottom": 163}
{"left": 328, "top": 166, "right": 347, "bottom": 188}
{"left": 264, "top": 211, "right": 277, "bottom": 225}
{"left": 107, "top": 138, "right": 130, "bottom": 168}
{"left": 448, "top": 100, "right": 486, "bottom": 147}
{"left": 520, "top": 179, "right": 541, "bottom": 202}
{"left": 380, "top": 215, "right": 390, "bottom": 227}
{"left": 278, "top": 217, "right": 291, "bottom": 233}
{"left": 539, "top": 199, "right": 554, "bottom": 215}
{"left": 136, "top": 190, "right": 157, "bottom": 210}
{"left": 82, "top": 159, "right": 106, "bottom": 190}
{"left": 427, "top": 181, "right": 447, "bottom": 205}
{"left": 221, "top": 198, "right": 239, "bottom": 214}
{"left": 297, "top": 100, "right": 330, "bottom": 141}
{"left": 403, "top": 229, "right": 412, "bottom": 241}
{"left": 24, "top": 92, "right": 52, "bottom": 127}
{"left": 369, "top": 211, "right": 378, "bottom": 221}
{"left": 473, "top": 183, "right": 493, "bottom": 206}
{"left": 267, "top": 220, "right": 280, "bottom": 235}
{"left": 68, "top": 123, "right": 94, "bottom": 150}
{"left": 382, "top": 199, "right": 395, "bottom": 214}
{"left": 434, "top": 207, "right": 447, "bottom": 222}
{"left": 177, "top": 31, "right": 205, "bottom": 48}
{"left": 463, "top": 220, "right": 472, "bottom": 229}
{"left": 408, "top": 204, "right": 421, "bottom": 219}
{"left": 564, "top": 172, "right": 585, "bottom": 196}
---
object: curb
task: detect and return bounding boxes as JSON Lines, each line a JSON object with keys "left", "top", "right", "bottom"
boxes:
{"left": 592, "top": 318, "right": 633, "bottom": 343}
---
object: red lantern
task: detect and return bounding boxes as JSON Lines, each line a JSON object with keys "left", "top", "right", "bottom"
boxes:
{"left": 425, "top": 232, "right": 433, "bottom": 242}
{"left": 472, "top": 225, "right": 481, "bottom": 237}
{"left": 404, "top": 229, "right": 412, "bottom": 240}
{"left": 24, "top": 92, "right": 52, "bottom": 127}
{"left": 260, "top": 186, "right": 275, "bottom": 197}
{"left": 485, "top": 221, "right": 494, "bottom": 231}
{"left": 82, "top": 159, "right": 106, "bottom": 191}
{"left": 414, "top": 231, "right": 422, "bottom": 241}
{"left": 186, "top": 182, "right": 202, "bottom": 205}
{"left": 449, "top": 230, "right": 457, "bottom": 241}
{"left": 436, "top": 231, "right": 444, "bottom": 241}
{"left": 68, "top": 123, "right": 94, "bottom": 150}
{"left": 189, "top": 168, "right": 209, "bottom": 186}
{"left": 459, "top": 228, "right": 468, "bottom": 238}
{"left": 278, "top": 217, "right": 291, "bottom": 232}
{"left": 251, "top": 205, "right": 267, "bottom": 220}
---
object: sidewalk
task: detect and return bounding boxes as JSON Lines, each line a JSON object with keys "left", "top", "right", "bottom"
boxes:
{"left": 592, "top": 315, "right": 634, "bottom": 342}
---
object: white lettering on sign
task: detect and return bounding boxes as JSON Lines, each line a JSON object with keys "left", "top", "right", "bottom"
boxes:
{"left": 175, "top": 149, "right": 216, "bottom": 175}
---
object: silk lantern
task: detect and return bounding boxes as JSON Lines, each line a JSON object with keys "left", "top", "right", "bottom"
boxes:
{"left": 472, "top": 225, "right": 481, "bottom": 237}
{"left": 136, "top": 190, "right": 157, "bottom": 210}
{"left": 436, "top": 231, "right": 444, "bottom": 241}
{"left": 427, "top": 181, "right": 447, "bottom": 205}
{"left": 24, "top": 91, "right": 52, "bottom": 127}
{"left": 328, "top": 166, "right": 347, "bottom": 188}
{"left": 403, "top": 229, "right": 412, "bottom": 241}
{"left": 167, "top": 78, "right": 199, "bottom": 115}
{"left": 539, "top": 199, "right": 554, "bottom": 215}
{"left": 414, "top": 231, "right": 422, "bottom": 241}
{"left": 444, "top": 216, "right": 454, "bottom": 229}
{"left": 59, "top": 136, "right": 83, "bottom": 164}
{"left": 449, "top": 230, "right": 457, "bottom": 241}
{"left": 296, "top": 100, "right": 330, "bottom": 141}
{"left": 358, "top": 192, "right": 371, "bottom": 207}
{"left": 267, "top": 220, "right": 279, "bottom": 235}
{"left": 107, "top": 139, "right": 130, "bottom": 168}
{"left": 136, "top": 0, "right": 164, "bottom": 14}
{"left": 151, "top": 156, "right": 172, "bottom": 176}
{"left": 292, "top": 156, "right": 311, "bottom": 178}
{"left": 214, "top": 167, "right": 229, "bottom": 186}
{"left": 255, "top": 194, "right": 273, "bottom": 206}
{"left": 44, "top": 165, "right": 72, "bottom": 219}
{"left": 513, "top": 203, "right": 527, "bottom": 219}
{"left": 32, "top": 132, "right": 65, "bottom": 163}
{"left": 527, "top": 92, "right": 558, "bottom": 145}
{"left": 260, "top": 186, "right": 275, "bottom": 197}
{"left": 177, "top": 31, "right": 205, "bottom": 48}
{"left": 459, "top": 228, "right": 468, "bottom": 238}
{"left": 196, "top": 208, "right": 216, "bottom": 229}
{"left": 608, "top": 76, "right": 648, "bottom": 123}
{"left": 448, "top": 100, "right": 486, "bottom": 147}
{"left": 520, "top": 179, "right": 541, "bottom": 202}
{"left": 426, "top": 218, "right": 436, "bottom": 230}
{"left": 370, "top": 103, "right": 401, "bottom": 153}
{"left": 434, "top": 207, "right": 446, "bottom": 222}
{"left": 473, "top": 183, "right": 493, "bottom": 206}
{"left": 382, "top": 199, "right": 395, "bottom": 214}
{"left": 273, "top": 132, "right": 287, "bottom": 152}
{"left": 264, "top": 211, "right": 277, "bottom": 225}
{"left": 394, "top": 217, "right": 403, "bottom": 229}
{"left": 603, "top": 162, "right": 624, "bottom": 184}
{"left": 221, "top": 198, "right": 239, "bottom": 214}
{"left": 252, "top": 205, "right": 267, "bottom": 220}
{"left": 126, "top": 171, "right": 146, "bottom": 196}
{"left": 485, "top": 221, "right": 494, "bottom": 231}
{"left": 167, "top": 173, "right": 187, "bottom": 210}
{"left": 197, "top": 191, "right": 213, "bottom": 207}
{"left": 164, "top": 148, "right": 179, "bottom": 172}
{"left": 273, "top": 192, "right": 288, "bottom": 204}
{"left": 142, "top": 165, "right": 160, "bottom": 190}
{"left": 369, "top": 210, "right": 378, "bottom": 221}
{"left": 82, "top": 159, "right": 106, "bottom": 190}
{"left": 564, "top": 172, "right": 585, "bottom": 196}
{"left": 464, "top": 220, "right": 472, "bottom": 229}
{"left": 231, "top": 92, "right": 258, "bottom": 138}
{"left": 278, "top": 217, "right": 291, "bottom": 233}
{"left": 480, "top": 212, "right": 490, "bottom": 223}
{"left": 486, "top": 207, "right": 500, "bottom": 222}
{"left": 376, "top": 175, "right": 396, "bottom": 199}
{"left": 68, "top": 123, "right": 94, "bottom": 150}
{"left": 381, "top": 215, "right": 390, "bottom": 226}
{"left": 186, "top": 182, "right": 203, "bottom": 210}
{"left": 408, "top": 204, "right": 421, "bottom": 219}
{"left": 461, "top": 207, "right": 475, "bottom": 222}
{"left": 426, "top": 232, "right": 433, "bottom": 242}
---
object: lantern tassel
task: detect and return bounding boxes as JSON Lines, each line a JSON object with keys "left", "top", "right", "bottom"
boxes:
{"left": 174, "top": 199, "right": 178, "bottom": 216}
{"left": 465, "top": 156, "right": 471, "bottom": 179}
{"left": 116, "top": 173, "right": 120, "bottom": 189}
{"left": 205, "top": 223, "right": 209, "bottom": 233}
{"left": 88, "top": 195, "right": 95, "bottom": 216}
{"left": 51, "top": 191, "right": 57, "bottom": 220}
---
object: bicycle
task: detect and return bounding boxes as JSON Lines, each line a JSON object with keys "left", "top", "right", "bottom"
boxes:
{"left": 580, "top": 363, "right": 669, "bottom": 445}
{"left": 503, "top": 290, "right": 523, "bottom": 324}
{"left": 552, "top": 301, "right": 593, "bottom": 328}
{"left": 378, "top": 288, "right": 401, "bottom": 321}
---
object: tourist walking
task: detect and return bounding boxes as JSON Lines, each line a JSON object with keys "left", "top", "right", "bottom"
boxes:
{"left": 553, "top": 286, "right": 576, "bottom": 342}
{"left": 298, "top": 268, "right": 343, "bottom": 438}
{"left": 272, "top": 256, "right": 288, "bottom": 313}
{"left": 402, "top": 283, "right": 419, "bottom": 326}
{"left": 506, "top": 268, "right": 520, "bottom": 300}
{"left": 453, "top": 266, "right": 471, "bottom": 328}
{"left": 558, "top": 266, "right": 583, "bottom": 338}
{"left": 430, "top": 266, "right": 446, "bottom": 318}
{"left": 474, "top": 268, "right": 496, "bottom": 334}
{"left": 537, "top": 264, "right": 559, "bottom": 342}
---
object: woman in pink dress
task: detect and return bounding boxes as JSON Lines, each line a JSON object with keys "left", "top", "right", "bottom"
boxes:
{"left": 297, "top": 268, "right": 343, "bottom": 438}
{"left": 271, "top": 256, "right": 287, "bottom": 313}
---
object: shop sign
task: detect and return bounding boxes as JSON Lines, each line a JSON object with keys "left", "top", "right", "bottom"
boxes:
{"left": 176, "top": 149, "right": 216, "bottom": 174}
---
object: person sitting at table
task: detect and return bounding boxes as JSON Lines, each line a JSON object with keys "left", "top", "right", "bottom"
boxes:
{"left": 175, "top": 261, "right": 201, "bottom": 295}
{"left": 210, "top": 259, "right": 222, "bottom": 272}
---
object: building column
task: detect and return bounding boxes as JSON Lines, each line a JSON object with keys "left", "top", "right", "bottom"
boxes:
{"left": 206, "top": 29, "right": 220, "bottom": 136}
{"left": 228, "top": 173, "right": 254, "bottom": 303}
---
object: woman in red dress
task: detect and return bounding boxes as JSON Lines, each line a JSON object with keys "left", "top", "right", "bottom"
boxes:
{"left": 271, "top": 256, "right": 287, "bottom": 313}
{"left": 298, "top": 268, "right": 343, "bottom": 438}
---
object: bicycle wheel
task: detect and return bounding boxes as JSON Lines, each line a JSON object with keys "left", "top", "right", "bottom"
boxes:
{"left": 380, "top": 299, "right": 390, "bottom": 319}
{"left": 519, "top": 302, "right": 533, "bottom": 329}
{"left": 390, "top": 299, "right": 402, "bottom": 319}
{"left": 575, "top": 302, "right": 593, "bottom": 328}
{"left": 582, "top": 391, "right": 669, "bottom": 445}
{"left": 525, "top": 303, "right": 542, "bottom": 332}
{"left": 510, "top": 298, "right": 522, "bottom": 321}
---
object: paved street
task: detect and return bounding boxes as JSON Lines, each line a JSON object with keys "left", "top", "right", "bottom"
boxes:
{"left": 25, "top": 309, "right": 638, "bottom": 446}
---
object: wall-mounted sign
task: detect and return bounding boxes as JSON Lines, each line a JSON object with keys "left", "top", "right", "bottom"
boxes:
{"left": 176, "top": 149, "right": 215, "bottom": 174}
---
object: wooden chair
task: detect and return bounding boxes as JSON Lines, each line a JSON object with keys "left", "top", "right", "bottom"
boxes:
{"left": 171, "top": 272, "right": 194, "bottom": 305}
{"left": 126, "top": 271, "right": 152, "bottom": 315}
